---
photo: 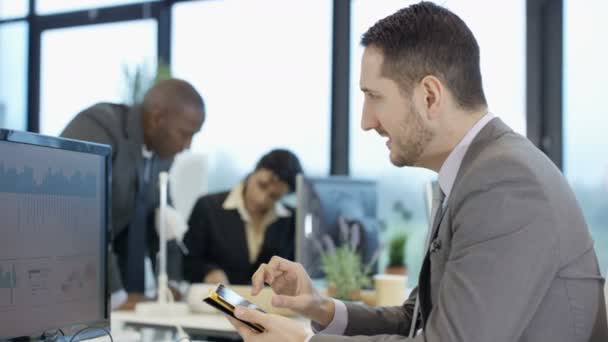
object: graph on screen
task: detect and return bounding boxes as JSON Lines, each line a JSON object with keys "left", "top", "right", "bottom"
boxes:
{"left": 0, "top": 151, "right": 102, "bottom": 311}
{"left": 0, "top": 264, "right": 17, "bottom": 307}
{"left": 58, "top": 258, "right": 96, "bottom": 302}
{"left": 0, "top": 136, "right": 106, "bottom": 339}
{"left": 0, "top": 161, "right": 100, "bottom": 251}
{"left": 0, "top": 163, "right": 96, "bottom": 197}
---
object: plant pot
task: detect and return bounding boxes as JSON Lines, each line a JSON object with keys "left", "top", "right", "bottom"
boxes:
{"left": 327, "top": 283, "right": 362, "bottom": 301}
{"left": 384, "top": 265, "right": 408, "bottom": 275}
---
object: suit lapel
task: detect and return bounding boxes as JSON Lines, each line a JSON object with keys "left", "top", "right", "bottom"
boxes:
{"left": 450, "top": 118, "right": 512, "bottom": 197}
{"left": 224, "top": 208, "right": 252, "bottom": 264}
{"left": 419, "top": 118, "right": 513, "bottom": 326}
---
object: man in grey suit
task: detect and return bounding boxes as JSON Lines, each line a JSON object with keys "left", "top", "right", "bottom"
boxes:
{"left": 228, "top": 2, "right": 607, "bottom": 341}
{"left": 61, "top": 78, "right": 205, "bottom": 309}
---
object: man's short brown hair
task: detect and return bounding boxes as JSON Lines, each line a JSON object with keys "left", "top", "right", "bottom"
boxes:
{"left": 361, "top": 1, "right": 487, "bottom": 110}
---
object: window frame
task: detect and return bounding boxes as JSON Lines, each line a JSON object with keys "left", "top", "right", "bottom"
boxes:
{"left": 0, "top": 0, "right": 562, "bottom": 171}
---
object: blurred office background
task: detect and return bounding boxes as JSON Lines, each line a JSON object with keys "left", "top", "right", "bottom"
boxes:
{"left": 0, "top": 0, "right": 606, "bottom": 287}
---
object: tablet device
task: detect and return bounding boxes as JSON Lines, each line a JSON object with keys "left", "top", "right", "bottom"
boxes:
{"left": 203, "top": 284, "right": 266, "bottom": 333}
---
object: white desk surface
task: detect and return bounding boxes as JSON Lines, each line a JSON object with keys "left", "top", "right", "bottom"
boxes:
{"left": 112, "top": 311, "right": 237, "bottom": 332}
{"left": 111, "top": 310, "right": 311, "bottom": 340}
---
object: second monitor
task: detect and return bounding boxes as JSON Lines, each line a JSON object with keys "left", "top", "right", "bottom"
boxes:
{"left": 295, "top": 175, "right": 379, "bottom": 279}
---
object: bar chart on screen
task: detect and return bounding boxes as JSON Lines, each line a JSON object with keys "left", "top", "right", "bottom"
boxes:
{"left": 0, "top": 263, "right": 17, "bottom": 308}
{"left": 0, "top": 162, "right": 100, "bottom": 257}
{"left": 0, "top": 135, "right": 107, "bottom": 339}
{"left": 0, "top": 150, "right": 102, "bottom": 314}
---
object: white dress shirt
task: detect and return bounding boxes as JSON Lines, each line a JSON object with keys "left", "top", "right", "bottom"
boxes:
{"left": 222, "top": 182, "right": 291, "bottom": 263}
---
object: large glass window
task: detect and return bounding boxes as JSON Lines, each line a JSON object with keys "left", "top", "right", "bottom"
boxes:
{"left": 172, "top": 0, "right": 332, "bottom": 192}
{"left": 36, "top": 0, "right": 156, "bottom": 15}
{"left": 0, "top": 0, "right": 28, "bottom": 19}
{"left": 39, "top": 20, "right": 157, "bottom": 136}
{"left": 0, "top": 22, "right": 28, "bottom": 130}
{"left": 564, "top": 0, "right": 608, "bottom": 275}
{"left": 350, "top": 0, "right": 526, "bottom": 286}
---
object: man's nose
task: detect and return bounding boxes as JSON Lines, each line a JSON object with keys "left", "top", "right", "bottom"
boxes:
{"left": 361, "top": 102, "right": 377, "bottom": 131}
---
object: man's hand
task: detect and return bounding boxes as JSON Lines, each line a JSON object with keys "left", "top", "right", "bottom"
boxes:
{"left": 117, "top": 293, "right": 146, "bottom": 311}
{"left": 155, "top": 205, "right": 188, "bottom": 241}
{"left": 169, "top": 284, "right": 182, "bottom": 301}
{"left": 227, "top": 306, "right": 311, "bottom": 342}
{"left": 251, "top": 256, "right": 335, "bottom": 327}
{"left": 205, "top": 269, "right": 229, "bottom": 284}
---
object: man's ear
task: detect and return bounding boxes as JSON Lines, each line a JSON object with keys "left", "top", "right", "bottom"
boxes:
{"left": 420, "top": 75, "right": 443, "bottom": 120}
{"left": 148, "top": 107, "right": 166, "bottom": 130}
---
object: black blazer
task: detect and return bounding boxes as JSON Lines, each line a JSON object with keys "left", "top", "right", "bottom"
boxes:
{"left": 183, "top": 191, "right": 296, "bottom": 285}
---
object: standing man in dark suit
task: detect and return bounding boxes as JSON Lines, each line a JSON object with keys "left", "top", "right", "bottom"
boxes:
{"left": 61, "top": 78, "right": 206, "bottom": 310}
{"left": 228, "top": 2, "right": 607, "bottom": 342}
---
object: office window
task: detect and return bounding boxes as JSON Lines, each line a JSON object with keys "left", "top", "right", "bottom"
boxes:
{"left": 39, "top": 20, "right": 157, "bottom": 136}
{"left": 172, "top": 0, "right": 332, "bottom": 192}
{"left": 0, "top": 0, "right": 28, "bottom": 19}
{"left": 350, "top": 0, "right": 526, "bottom": 285}
{"left": 564, "top": 0, "right": 608, "bottom": 275}
{"left": 0, "top": 22, "right": 28, "bottom": 130}
{"left": 36, "top": 0, "right": 156, "bottom": 15}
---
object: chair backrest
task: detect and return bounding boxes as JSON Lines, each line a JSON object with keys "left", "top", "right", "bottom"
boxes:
{"left": 169, "top": 152, "right": 208, "bottom": 220}
{"left": 605, "top": 278, "right": 608, "bottom": 324}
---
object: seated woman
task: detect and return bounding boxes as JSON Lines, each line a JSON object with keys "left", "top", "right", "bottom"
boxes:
{"left": 183, "top": 149, "right": 303, "bottom": 285}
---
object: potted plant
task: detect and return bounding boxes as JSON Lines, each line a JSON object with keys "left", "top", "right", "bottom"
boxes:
{"left": 319, "top": 218, "right": 376, "bottom": 301}
{"left": 321, "top": 244, "right": 371, "bottom": 301}
{"left": 122, "top": 59, "right": 172, "bottom": 105}
{"left": 385, "top": 232, "right": 408, "bottom": 275}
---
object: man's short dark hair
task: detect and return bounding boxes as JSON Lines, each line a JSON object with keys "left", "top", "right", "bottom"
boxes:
{"left": 142, "top": 78, "right": 205, "bottom": 114}
{"left": 361, "top": 1, "right": 487, "bottom": 110}
{"left": 255, "top": 149, "right": 303, "bottom": 193}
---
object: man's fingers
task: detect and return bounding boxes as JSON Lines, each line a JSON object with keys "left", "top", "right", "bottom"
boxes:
{"left": 272, "top": 276, "right": 288, "bottom": 291}
{"left": 276, "top": 258, "right": 304, "bottom": 279}
{"left": 235, "top": 306, "right": 269, "bottom": 327}
{"left": 252, "top": 263, "right": 287, "bottom": 295}
{"left": 251, "top": 264, "right": 281, "bottom": 294}
{"left": 283, "top": 269, "right": 299, "bottom": 282}
{"left": 251, "top": 264, "right": 267, "bottom": 295}
{"left": 225, "top": 315, "right": 257, "bottom": 340}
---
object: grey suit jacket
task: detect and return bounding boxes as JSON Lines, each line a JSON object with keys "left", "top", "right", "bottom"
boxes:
{"left": 61, "top": 103, "right": 173, "bottom": 238}
{"left": 61, "top": 103, "right": 175, "bottom": 291}
{"left": 313, "top": 118, "right": 607, "bottom": 342}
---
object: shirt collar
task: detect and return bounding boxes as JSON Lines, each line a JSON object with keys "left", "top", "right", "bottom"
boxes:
{"left": 222, "top": 182, "right": 291, "bottom": 222}
{"left": 438, "top": 113, "right": 495, "bottom": 201}
{"left": 141, "top": 145, "right": 153, "bottom": 159}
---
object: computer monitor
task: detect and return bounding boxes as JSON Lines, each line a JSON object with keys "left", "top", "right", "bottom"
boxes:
{"left": 0, "top": 129, "right": 111, "bottom": 340}
{"left": 295, "top": 175, "right": 379, "bottom": 279}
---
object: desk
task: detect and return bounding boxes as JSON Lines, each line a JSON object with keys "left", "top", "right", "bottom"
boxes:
{"left": 112, "top": 311, "right": 311, "bottom": 341}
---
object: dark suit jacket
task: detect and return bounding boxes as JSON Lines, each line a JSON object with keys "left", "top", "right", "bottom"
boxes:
{"left": 183, "top": 191, "right": 296, "bottom": 285}
{"left": 61, "top": 103, "right": 178, "bottom": 291}
{"left": 313, "top": 118, "right": 607, "bottom": 342}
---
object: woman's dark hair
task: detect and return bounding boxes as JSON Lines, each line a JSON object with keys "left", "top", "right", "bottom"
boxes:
{"left": 255, "top": 149, "right": 303, "bottom": 193}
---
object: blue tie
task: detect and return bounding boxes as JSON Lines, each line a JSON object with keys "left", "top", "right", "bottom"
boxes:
{"left": 125, "top": 156, "right": 153, "bottom": 293}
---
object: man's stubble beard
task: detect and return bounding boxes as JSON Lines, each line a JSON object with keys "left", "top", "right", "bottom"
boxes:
{"left": 390, "top": 104, "right": 435, "bottom": 167}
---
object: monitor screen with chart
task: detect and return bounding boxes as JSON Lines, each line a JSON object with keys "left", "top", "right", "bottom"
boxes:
{"left": 0, "top": 129, "right": 110, "bottom": 340}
